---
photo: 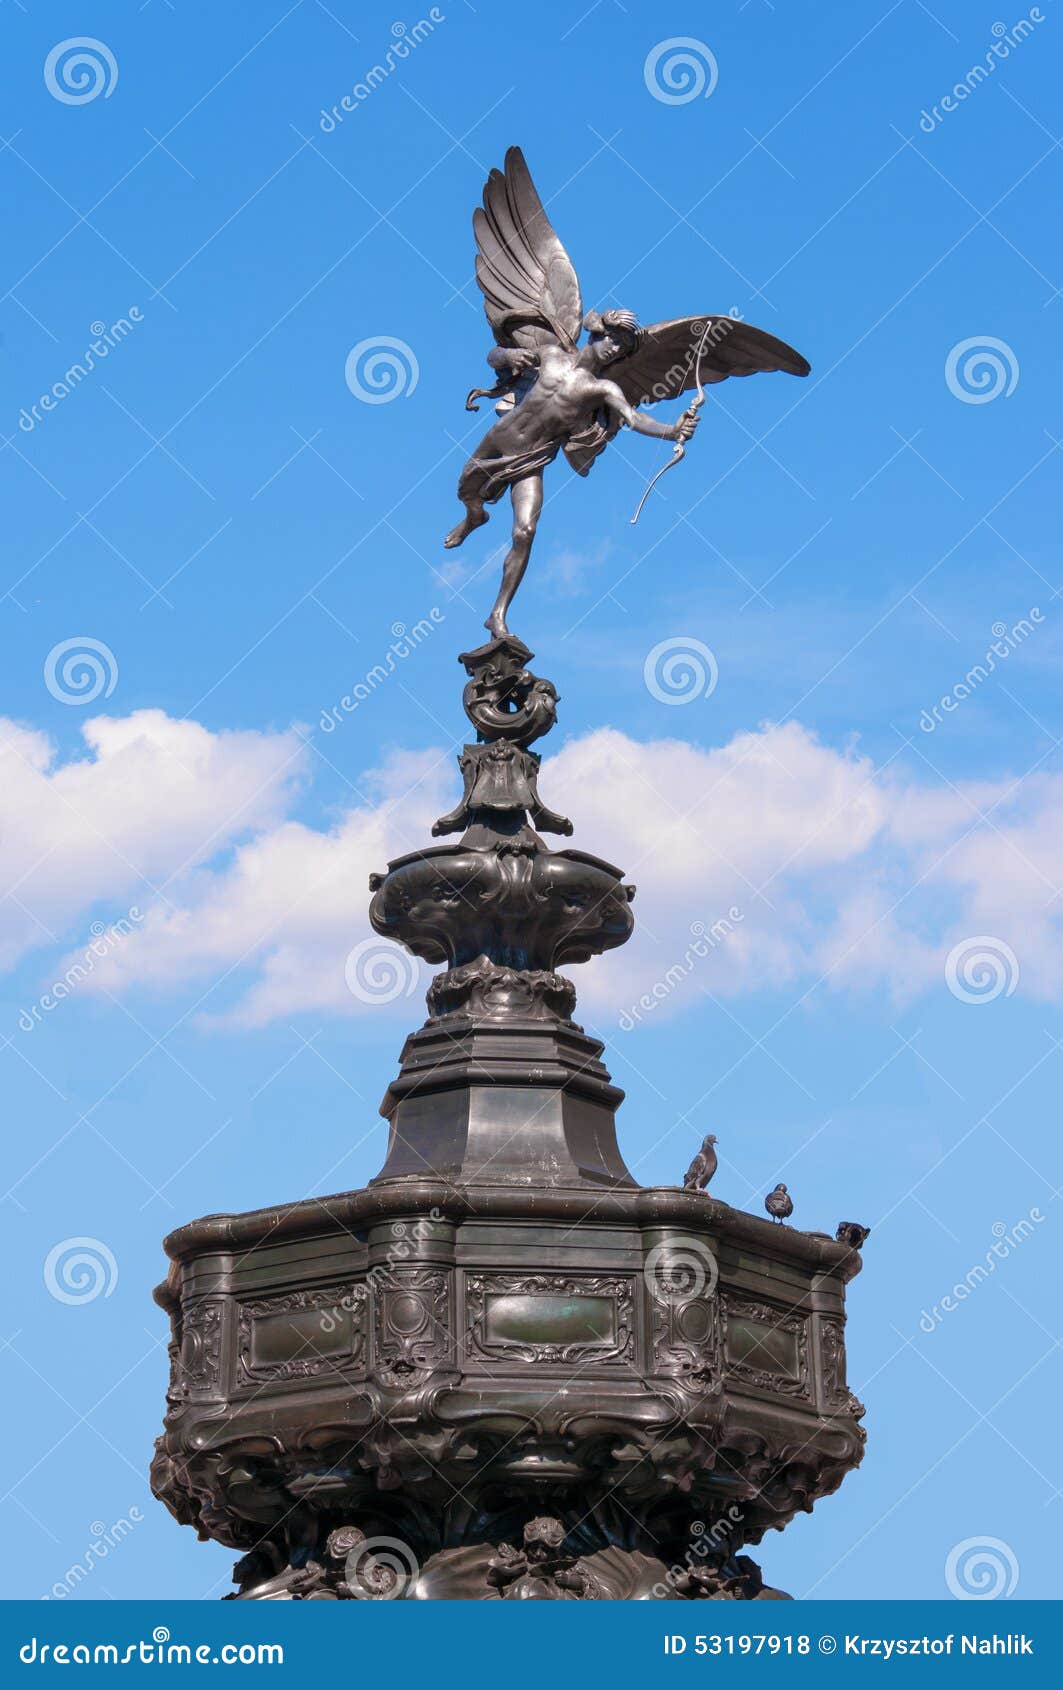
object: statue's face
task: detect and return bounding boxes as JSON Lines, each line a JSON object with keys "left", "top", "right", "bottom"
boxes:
{"left": 589, "top": 333, "right": 623, "bottom": 367}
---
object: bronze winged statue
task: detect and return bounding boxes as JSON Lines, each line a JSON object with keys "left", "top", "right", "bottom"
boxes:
{"left": 446, "top": 146, "right": 811, "bottom": 639}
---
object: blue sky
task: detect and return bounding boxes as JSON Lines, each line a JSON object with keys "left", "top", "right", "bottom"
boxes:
{"left": 2, "top": 0, "right": 1061, "bottom": 1602}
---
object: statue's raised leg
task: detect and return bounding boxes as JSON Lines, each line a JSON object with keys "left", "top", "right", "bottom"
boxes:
{"left": 443, "top": 498, "right": 487, "bottom": 549}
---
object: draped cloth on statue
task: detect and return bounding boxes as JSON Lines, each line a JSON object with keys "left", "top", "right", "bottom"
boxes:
{"left": 457, "top": 437, "right": 564, "bottom": 505}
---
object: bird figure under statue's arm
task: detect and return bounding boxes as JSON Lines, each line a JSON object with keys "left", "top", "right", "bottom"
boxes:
{"left": 466, "top": 346, "right": 540, "bottom": 416}
{"left": 445, "top": 146, "right": 810, "bottom": 641}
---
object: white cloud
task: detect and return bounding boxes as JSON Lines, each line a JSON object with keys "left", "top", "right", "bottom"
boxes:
{"left": 69, "top": 746, "right": 450, "bottom": 1026}
{"left": 0, "top": 711, "right": 308, "bottom": 974}
{"left": 4, "top": 709, "right": 1061, "bottom": 1029}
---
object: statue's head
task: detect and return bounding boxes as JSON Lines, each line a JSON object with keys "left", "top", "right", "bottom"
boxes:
{"left": 523, "top": 1516, "right": 566, "bottom": 1561}
{"left": 582, "top": 307, "right": 641, "bottom": 367}
{"left": 325, "top": 1526, "right": 366, "bottom": 1561}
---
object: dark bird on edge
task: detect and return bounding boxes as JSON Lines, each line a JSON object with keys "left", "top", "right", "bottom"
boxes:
{"left": 765, "top": 1183, "right": 793, "bottom": 1224}
{"left": 682, "top": 1134, "right": 718, "bottom": 1192}
{"left": 835, "top": 1221, "right": 871, "bottom": 1249}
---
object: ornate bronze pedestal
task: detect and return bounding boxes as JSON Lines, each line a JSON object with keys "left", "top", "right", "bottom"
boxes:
{"left": 151, "top": 637, "right": 867, "bottom": 1600}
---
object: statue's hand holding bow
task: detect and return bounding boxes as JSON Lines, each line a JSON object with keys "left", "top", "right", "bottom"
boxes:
{"left": 671, "top": 409, "right": 700, "bottom": 444}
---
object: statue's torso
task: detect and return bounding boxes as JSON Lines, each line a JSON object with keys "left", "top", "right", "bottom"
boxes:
{"left": 486, "top": 348, "right": 601, "bottom": 452}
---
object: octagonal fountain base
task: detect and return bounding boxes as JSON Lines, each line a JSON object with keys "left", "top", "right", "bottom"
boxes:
{"left": 151, "top": 1177, "right": 865, "bottom": 1600}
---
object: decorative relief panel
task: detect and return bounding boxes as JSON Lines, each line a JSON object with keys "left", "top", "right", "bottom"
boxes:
{"left": 465, "top": 1273, "right": 634, "bottom": 1366}
{"left": 176, "top": 1297, "right": 226, "bottom": 1398}
{"left": 819, "top": 1316, "right": 864, "bottom": 1418}
{"left": 164, "top": 1333, "right": 182, "bottom": 1408}
{"left": 237, "top": 1287, "right": 366, "bottom": 1385}
{"left": 650, "top": 1289, "right": 722, "bottom": 1383}
{"left": 723, "top": 1295, "right": 809, "bottom": 1399}
{"left": 374, "top": 1268, "right": 453, "bottom": 1385}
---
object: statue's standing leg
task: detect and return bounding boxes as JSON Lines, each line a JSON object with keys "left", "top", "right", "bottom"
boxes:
{"left": 485, "top": 473, "right": 542, "bottom": 638}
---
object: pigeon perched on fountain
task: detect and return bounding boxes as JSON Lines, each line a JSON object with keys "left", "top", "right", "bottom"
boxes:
{"left": 682, "top": 1134, "right": 718, "bottom": 1192}
{"left": 835, "top": 1221, "right": 870, "bottom": 1249}
{"left": 764, "top": 1183, "right": 793, "bottom": 1224}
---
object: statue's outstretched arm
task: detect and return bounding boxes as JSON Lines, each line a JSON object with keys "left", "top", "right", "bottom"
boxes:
{"left": 597, "top": 380, "right": 695, "bottom": 444}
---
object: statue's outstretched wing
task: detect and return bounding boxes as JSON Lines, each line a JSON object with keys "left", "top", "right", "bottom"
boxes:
{"left": 474, "top": 147, "right": 583, "bottom": 353}
{"left": 608, "top": 315, "right": 810, "bottom": 407}
{"left": 564, "top": 315, "right": 809, "bottom": 478}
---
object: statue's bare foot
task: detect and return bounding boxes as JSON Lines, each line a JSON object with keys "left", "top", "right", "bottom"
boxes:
{"left": 484, "top": 610, "right": 509, "bottom": 639}
{"left": 443, "top": 507, "right": 487, "bottom": 549}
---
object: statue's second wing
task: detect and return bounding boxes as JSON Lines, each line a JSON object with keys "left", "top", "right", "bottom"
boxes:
{"left": 608, "top": 316, "right": 810, "bottom": 407}
{"left": 474, "top": 147, "right": 583, "bottom": 353}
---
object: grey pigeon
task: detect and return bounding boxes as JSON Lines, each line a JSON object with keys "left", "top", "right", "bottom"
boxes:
{"left": 682, "top": 1134, "right": 718, "bottom": 1192}
{"left": 764, "top": 1182, "right": 793, "bottom": 1224}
